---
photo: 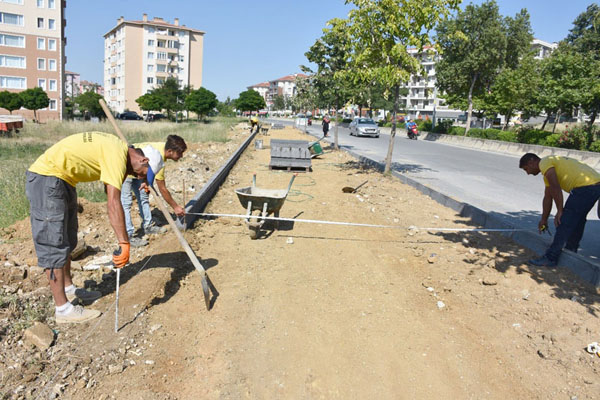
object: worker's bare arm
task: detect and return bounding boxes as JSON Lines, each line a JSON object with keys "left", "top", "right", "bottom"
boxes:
{"left": 543, "top": 167, "right": 564, "bottom": 226}
{"left": 106, "top": 184, "right": 129, "bottom": 243}
{"left": 156, "top": 179, "right": 185, "bottom": 216}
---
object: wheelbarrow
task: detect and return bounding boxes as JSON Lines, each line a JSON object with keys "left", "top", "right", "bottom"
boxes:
{"left": 235, "top": 173, "right": 296, "bottom": 239}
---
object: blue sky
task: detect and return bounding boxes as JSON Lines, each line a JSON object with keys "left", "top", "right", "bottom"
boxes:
{"left": 65, "top": 0, "right": 595, "bottom": 101}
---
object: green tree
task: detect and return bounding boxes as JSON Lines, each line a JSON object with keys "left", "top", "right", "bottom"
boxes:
{"left": 19, "top": 87, "right": 49, "bottom": 122}
{"left": 345, "top": 0, "right": 460, "bottom": 172}
{"left": 153, "top": 77, "right": 183, "bottom": 119}
{"left": 75, "top": 91, "right": 104, "bottom": 118}
{"left": 437, "top": 1, "right": 517, "bottom": 136}
{"left": 0, "top": 91, "right": 23, "bottom": 114}
{"left": 185, "top": 87, "right": 218, "bottom": 121}
{"left": 136, "top": 92, "right": 164, "bottom": 117}
{"left": 272, "top": 95, "right": 286, "bottom": 111}
{"left": 216, "top": 100, "right": 235, "bottom": 117}
{"left": 235, "top": 89, "right": 266, "bottom": 113}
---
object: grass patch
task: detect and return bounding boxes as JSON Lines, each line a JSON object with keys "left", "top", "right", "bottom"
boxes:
{"left": 0, "top": 117, "right": 238, "bottom": 229}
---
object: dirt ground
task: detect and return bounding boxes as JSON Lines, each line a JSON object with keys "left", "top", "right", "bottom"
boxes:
{"left": 1, "top": 126, "right": 600, "bottom": 399}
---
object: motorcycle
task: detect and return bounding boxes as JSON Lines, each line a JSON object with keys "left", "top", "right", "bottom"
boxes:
{"left": 407, "top": 125, "right": 419, "bottom": 140}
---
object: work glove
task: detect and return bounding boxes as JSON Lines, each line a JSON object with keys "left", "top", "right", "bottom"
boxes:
{"left": 112, "top": 242, "right": 130, "bottom": 269}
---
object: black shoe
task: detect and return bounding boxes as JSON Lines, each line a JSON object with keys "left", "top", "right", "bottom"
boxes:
{"left": 527, "top": 256, "right": 557, "bottom": 268}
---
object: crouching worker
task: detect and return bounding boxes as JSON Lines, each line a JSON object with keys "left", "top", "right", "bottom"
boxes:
{"left": 121, "top": 135, "right": 187, "bottom": 247}
{"left": 519, "top": 153, "right": 600, "bottom": 267}
{"left": 26, "top": 132, "right": 164, "bottom": 323}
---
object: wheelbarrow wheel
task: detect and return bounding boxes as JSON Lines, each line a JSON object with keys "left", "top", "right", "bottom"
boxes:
{"left": 249, "top": 224, "right": 260, "bottom": 240}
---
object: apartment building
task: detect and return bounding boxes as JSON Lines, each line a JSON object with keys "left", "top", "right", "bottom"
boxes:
{"left": 0, "top": 0, "right": 65, "bottom": 120}
{"left": 64, "top": 69, "right": 79, "bottom": 98}
{"left": 531, "top": 39, "right": 558, "bottom": 60}
{"left": 80, "top": 79, "right": 102, "bottom": 95}
{"left": 247, "top": 81, "right": 269, "bottom": 104}
{"left": 103, "top": 14, "right": 204, "bottom": 114}
{"left": 267, "top": 73, "right": 307, "bottom": 109}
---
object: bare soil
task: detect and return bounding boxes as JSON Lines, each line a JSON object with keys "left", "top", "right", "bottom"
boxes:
{"left": 1, "top": 126, "right": 599, "bottom": 399}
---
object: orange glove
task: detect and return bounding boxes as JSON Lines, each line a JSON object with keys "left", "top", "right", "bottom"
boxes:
{"left": 112, "top": 242, "right": 130, "bottom": 269}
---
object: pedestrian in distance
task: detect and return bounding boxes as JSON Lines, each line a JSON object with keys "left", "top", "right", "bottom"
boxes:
{"left": 322, "top": 114, "right": 330, "bottom": 137}
{"left": 519, "top": 153, "right": 600, "bottom": 267}
{"left": 26, "top": 132, "right": 164, "bottom": 323}
{"left": 121, "top": 135, "right": 187, "bottom": 247}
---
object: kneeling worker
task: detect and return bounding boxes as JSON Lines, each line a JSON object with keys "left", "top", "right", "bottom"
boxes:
{"left": 519, "top": 153, "right": 600, "bottom": 267}
{"left": 26, "top": 132, "right": 164, "bottom": 323}
{"left": 121, "top": 135, "right": 187, "bottom": 247}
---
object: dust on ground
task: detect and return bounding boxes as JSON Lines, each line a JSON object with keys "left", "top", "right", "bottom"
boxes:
{"left": 1, "top": 125, "right": 599, "bottom": 399}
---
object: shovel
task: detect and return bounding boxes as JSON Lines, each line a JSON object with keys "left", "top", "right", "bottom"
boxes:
{"left": 342, "top": 180, "right": 368, "bottom": 193}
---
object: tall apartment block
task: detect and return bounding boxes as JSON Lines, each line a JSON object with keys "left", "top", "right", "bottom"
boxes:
{"left": 0, "top": 0, "right": 65, "bottom": 121}
{"left": 103, "top": 14, "right": 204, "bottom": 114}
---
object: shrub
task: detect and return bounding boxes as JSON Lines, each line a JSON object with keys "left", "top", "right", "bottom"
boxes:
{"left": 540, "top": 133, "right": 560, "bottom": 147}
{"left": 432, "top": 120, "right": 453, "bottom": 134}
{"left": 589, "top": 140, "right": 600, "bottom": 153}
{"left": 497, "top": 131, "right": 518, "bottom": 142}
{"left": 448, "top": 126, "right": 466, "bottom": 135}
{"left": 557, "top": 127, "right": 586, "bottom": 150}
{"left": 516, "top": 128, "right": 552, "bottom": 144}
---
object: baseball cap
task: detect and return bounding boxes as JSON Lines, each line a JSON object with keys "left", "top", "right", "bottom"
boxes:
{"left": 141, "top": 145, "right": 164, "bottom": 186}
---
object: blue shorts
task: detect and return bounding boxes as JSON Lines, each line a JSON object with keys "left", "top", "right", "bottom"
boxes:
{"left": 25, "top": 171, "right": 78, "bottom": 269}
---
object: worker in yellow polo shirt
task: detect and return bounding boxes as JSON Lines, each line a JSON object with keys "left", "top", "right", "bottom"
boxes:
{"left": 250, "top": 114, "right": 259, "bottom": 133}
{"left": 26, "top": 132, "right": 164, "bottom": 323}
{"left": 520, "top": 153, "right": 600, "bottom": 267}
{"left": 121, "top": 135, "right": 187, "bottom": 247}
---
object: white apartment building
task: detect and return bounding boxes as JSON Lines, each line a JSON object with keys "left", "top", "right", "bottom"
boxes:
{"left": 103, "top": 14, "right": 204, "bottom": 114}
{"left": 248, "top": 81, "right": 269, "bottom": 104}
{"left": 0, "top": 0, "right": 65, "bottom": 120}
{"left": 267, "top": 73, "right": 307, "bottom": 109}
{"left": 531, "top": 39, "right": 558, "bottom": 60}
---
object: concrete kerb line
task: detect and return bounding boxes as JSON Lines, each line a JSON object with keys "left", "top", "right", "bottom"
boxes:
{"left": 343, "top": 148, "right": 600, "bottom": 288}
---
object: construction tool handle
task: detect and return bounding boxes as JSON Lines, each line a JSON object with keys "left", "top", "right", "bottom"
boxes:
{"left": 286, "top": 173, "right": 297, "bottom": 194}
{"left": 99, "top": 99, "right": 129, "bottom": 145}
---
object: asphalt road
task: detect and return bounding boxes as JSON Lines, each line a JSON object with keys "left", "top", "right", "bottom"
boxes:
{"left": 268, "top": 118, "right": 599, "bottom": 261}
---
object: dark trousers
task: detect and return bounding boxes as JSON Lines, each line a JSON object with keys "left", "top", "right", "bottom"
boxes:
{"left": 545, "top": 183, "right": 600, "bottom": 262}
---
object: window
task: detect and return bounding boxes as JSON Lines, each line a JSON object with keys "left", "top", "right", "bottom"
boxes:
{"left": 0, "top": 12, "right": 24, "bottom": 26}
{"left": 48, "top": 39, "right": 56, "bottom": 51}
{"left": 49, "top": 79, "right": 56, "bottom": 91}
{"left": 167, "top": 40, "right": 178, "bottom": 49}
{"left": 157, "top": 41, "right": 165, "bottom": 48}
{"left": 37, "top": 38, "right": 45, "bottom": 49}
{"left": 0, "top": 34, "right": 24, "bottom": 48}
{"left": 156, "top": 64, "right": 166, "bottom": 72}
{"left": 147, "top": 52, "right": 154, "bottom": 59}
{"left": 37, "top": 0, "right": 43, "bottom": 6}
{"left": 110, "top": 77, "right": 116, "bottom": 85}
{"left": 48, "top": 59, "right": 56, "bottom": 71}
{"left": 2, "top": 0, "right": 24, "bottom": 4}
{"left": 147, "top": 39, "right": 154, "bottom": 46}
{"left": 157, "top": 78, "right": 164, "bottom": 84}
{"left": 0, "top": 55, "right": 25, "bottom": 68}
{"left": 49, "top": 99, "right": 57, "bottom": 110}
{"left": 0, "top": 76, "right": 26, "bottom": 89}
{"left": 147, "top": 64, "right": 154, "bottom": 72}
{"left": 37, "top": 58, "right": 45, "bottom": 70}
{"left": 38, "top": 78, "right": 46, "bottom": 89}
{"left": 179, "top": 55, "right": 184, "bottom": 63}
{"left": 48, "top": 0, "right": 55, "bottom": 8}
{"left": 48, "top": 19, "right": 55, "bottom": 30}
{"left": 37, "top": 18, "right": 44, "bottom": 28}
{"left": 147, "top": 77, "right": 154, "bottom": 84}
{"left": 157, "top": 52, "right": 166, "bottom": 60}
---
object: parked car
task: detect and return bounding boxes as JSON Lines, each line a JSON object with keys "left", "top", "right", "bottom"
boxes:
{"left": 117, "top": 111, "right": 142, "bottom": 120}
{"left": 349, "top": 118, "right": 380, "bottom": 138}
{"left": 147, "top": 113, "right": 166, "bottom": 122}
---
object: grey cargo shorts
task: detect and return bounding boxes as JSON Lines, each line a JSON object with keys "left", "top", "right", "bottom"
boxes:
{"left": 25, "top": 171, "right": 78, "bottom": 269}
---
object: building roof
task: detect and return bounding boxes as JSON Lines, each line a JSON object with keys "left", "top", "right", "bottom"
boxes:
{"left": 65, "top": 70, "right": 79, "bottom": 75}
{"left": 270, "top": 73, "right": 308, "bottom": 83}
{"left": 104, "top": 16, "right": 205, "bottom": 37}
{"left": 249, "top": 82, "right": 270, "bottom": 88}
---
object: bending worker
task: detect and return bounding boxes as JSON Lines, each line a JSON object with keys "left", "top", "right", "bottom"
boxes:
{"left": 121, "top": 135, "right": 187, "bottom": 247}
{"left": 26, "top": 132, "right": 164, "bottom": 323}
{"left": 519, "top": 153, "right": 600, "bottom": 267}
{"left": 250, "top": 114, "right": 259, "bottom": 133}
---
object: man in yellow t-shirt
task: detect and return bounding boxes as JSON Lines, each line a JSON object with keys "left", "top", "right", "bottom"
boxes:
{"left": 520, "top": 153, "right": 600, "bottom": 267}
{"left": 26, "top": 132, "right": 164, "bottom": 323}
{"left": 250, "top": 115, "right": 259, "bottom": 133}
{"left": 121, "top": 135, "right": 187, "bottom": 246}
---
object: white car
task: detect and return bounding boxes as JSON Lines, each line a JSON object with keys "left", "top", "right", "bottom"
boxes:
{"left": 349, "top": 118, "right": 380, "bottom": 138}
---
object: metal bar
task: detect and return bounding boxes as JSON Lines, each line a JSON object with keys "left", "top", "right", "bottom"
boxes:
{"left": 114, "top": 269, "right": 120, "bottom": 333}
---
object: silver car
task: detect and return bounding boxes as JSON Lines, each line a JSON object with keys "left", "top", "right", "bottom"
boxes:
{"left": 349, "top": 118, "right": 380, "bottom": 138}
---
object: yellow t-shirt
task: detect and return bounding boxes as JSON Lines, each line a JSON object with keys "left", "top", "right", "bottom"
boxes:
{"left": 251, "top": 116, "right": 258, "bottom": 123}
{"left": 539, "top": 155, "right": 600, "bottom": 192}
{"left": 29, "top": 132, "right": 129, "bottom": 189}
{"left": 130, "top": 142, "right": 165, "bottom": 181}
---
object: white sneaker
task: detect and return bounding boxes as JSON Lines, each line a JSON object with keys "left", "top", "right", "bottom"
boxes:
{"left": 55, "top": 305, "right": 101, "bottom": 324}
{"left": 66, "top": 288, "right": 102, "bottom": 304}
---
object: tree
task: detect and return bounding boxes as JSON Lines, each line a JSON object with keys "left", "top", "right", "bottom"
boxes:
{"left": 345, "top": 0, "right": 460, "bottom": 173}
{"left": 0, "top": 91, "right": 23, "bottom": 114}
{"left": 76, "top": 91, "right": 104, "bottom": 118}
{"left": 272, "top": 95, "right": 286, "bottom": 111}
{"left": 153, "top": 77, "right": 183, "bottom": 119}
{"left": 185, "top": 87, "right": 218, "bottom": 121}
{"left": 235, "top": 89, "right": 266, "bottom": 113}
{"left": 136, "top": 92, "right": 164, "bottom": 117}
{"left": 216, "top": 101, "right": 235, "bottom": 117}
{"left": 20, "top": 87, "right": 49, "bottom": 122}
{"left": 436, "top": 1, "right": 529, "bottom": 136}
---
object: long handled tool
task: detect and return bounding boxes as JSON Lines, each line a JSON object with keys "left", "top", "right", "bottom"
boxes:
{"left": 99, "top": 99, "right": 212, "bottom": 310}
{"left": 114, "top": 264, "right": 120, "bottom": 332}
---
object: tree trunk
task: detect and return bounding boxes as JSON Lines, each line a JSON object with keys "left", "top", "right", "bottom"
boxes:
{"left": 541, "top": 114, "right": 549, "bottom": 131}
{"left": 33, "top": 110, "right": 37, "bottom": 123}
{"left": 503, "top": 112, "right": 512, "bottom": 131}
{"left": 552, "top": 109, "right": 561, "bottom": 134}
{"left": 384, "top": 85, "right": 400, "bottom": 174}
{"left": 464, "top": 74, "right": 478, "bottom": 136}
{"left": 586, "top": 110, "right": 597, "bottom": 147}
{"left": 334, "top": 98, "right": 339, "bottom": 150}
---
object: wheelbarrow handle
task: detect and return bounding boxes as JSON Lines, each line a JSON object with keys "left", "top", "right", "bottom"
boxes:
{"left": 252, "top": 173, "right": 256, "bottom": 188}
{"left": 286, "top": 173, "right": 297, "bottom": 194}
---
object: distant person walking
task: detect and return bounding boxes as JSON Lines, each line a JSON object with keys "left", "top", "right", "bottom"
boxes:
{"left": 519, "top": 153, "right": 600, "bottom": 267}
{"left": 322, "top": 115, "right": 330, "bottom": 137}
